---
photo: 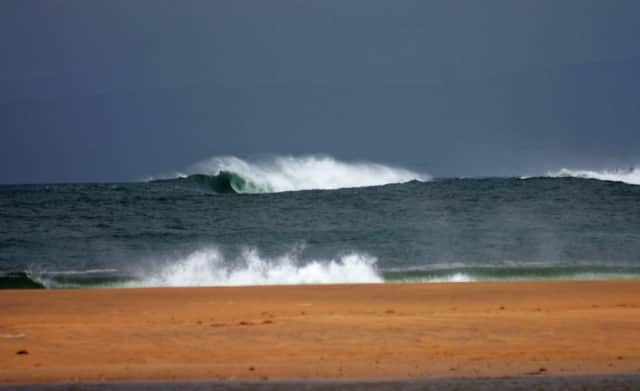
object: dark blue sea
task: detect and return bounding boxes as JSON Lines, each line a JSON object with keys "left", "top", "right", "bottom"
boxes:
{"left": 2, "top": 156, "right": 640, "bottom": 289}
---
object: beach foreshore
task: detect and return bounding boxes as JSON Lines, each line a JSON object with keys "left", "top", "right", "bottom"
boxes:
{"left": 1, "top": 280, "right": 639, "bottom": 384}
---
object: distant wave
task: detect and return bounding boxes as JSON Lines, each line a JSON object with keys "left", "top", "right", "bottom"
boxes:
{"left": 152, "top": 155, "right": 429, "bottom": 193}
{"left": 548, "top": 167, "right": 640, "bottom": 185}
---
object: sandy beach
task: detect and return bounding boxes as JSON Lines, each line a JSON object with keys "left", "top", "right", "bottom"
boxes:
{"left": 1, "top": 280, "right": 640, "bottom": 384}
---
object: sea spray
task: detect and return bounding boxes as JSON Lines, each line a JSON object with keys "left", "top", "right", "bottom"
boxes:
{"left": 139, "top": 247, "right": 383, "bottom": 287}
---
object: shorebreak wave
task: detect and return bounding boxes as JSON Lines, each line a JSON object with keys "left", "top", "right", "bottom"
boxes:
{"left": 548, "top": 167, "right": 640, "bottom": 185}
{"left": 6, "top": 261, "right": 640, "bottom": 289}
{"left": 139, "top": 248, "right": 383, "bottom": 287}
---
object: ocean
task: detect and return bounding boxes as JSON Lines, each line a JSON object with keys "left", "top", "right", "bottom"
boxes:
{"left": 1, "top": 156, "right": 640, "bottom": 289}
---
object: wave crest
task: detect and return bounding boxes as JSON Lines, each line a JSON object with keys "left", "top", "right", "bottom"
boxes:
{"left": 548, "top": 167, "right": 640, "bottom": 185}
{"left": 159, "top": 155, "right": 429, "bottom": 193}
{"left": 139, "top": 248, "right": 383, "bottom": 287}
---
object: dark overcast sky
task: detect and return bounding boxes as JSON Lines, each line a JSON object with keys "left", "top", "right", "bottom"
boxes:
{"left": 1, "top": 0, "right": 639, "bottom": 183}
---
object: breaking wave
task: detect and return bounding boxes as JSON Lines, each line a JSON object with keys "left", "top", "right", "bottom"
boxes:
{"left": 7, "top": 261, "right": 640, "bottom": 289}
{"left": 152, "top": 155, "right": 429, "bottom": 193}
{"left": 152, "top": 172, "right": 260, "bottom": 194}
{"left": 5, "top": 249, "right": 383, "bottom": 289}
{"left": 548, "top": 167, "right": 640, "bottom": 185}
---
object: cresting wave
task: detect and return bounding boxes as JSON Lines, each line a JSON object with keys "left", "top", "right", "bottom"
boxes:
{"left": 548, "top": 167, "right": 640, "bottom": 185}
{"left": 153, "top": 155, "right": 429, "bottom": 193}
{"left": 153, "top": 172, "right": 260, "bottom": 194}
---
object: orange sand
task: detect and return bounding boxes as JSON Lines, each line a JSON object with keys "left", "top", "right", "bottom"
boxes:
{"left": 1, "top": 280, "right": 640, "bottom": 383}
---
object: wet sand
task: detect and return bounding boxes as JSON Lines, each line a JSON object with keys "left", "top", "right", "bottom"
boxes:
{"left": 1, "top": 280, "right": 640, "bottom": 384}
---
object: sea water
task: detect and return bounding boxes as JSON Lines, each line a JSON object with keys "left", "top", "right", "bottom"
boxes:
{"left": 1, "top": 155, "right": 640, "bottom": 288}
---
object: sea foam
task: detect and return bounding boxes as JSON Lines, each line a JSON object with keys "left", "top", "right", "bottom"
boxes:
{"left": 139, "top": 247, "right": 383, "bottom": 287}
{"left": 181, "top": 154, "right": 429, "bottom": 193}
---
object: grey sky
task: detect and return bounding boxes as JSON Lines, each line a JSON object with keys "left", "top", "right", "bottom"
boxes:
{"left": 1, "top": 0, "right": 639, "bottom": 183}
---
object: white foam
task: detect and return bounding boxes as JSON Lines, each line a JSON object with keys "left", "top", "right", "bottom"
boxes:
{"left": 188, "top": 154, "right": 429, "bottom": 192}
{"left": 548, "top": 167, "right": 640, "bottom": 185}
{"left": 139, "top": 248, "right": 383, "bottom": 287}
{"left": 430, "top": 272, "right": 475, "bottom": 283}
{"left": 394, "top": 272, "right": 476, "bottom": 283}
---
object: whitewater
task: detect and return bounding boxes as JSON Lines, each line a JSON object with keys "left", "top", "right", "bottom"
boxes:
{"left": 139, "top": 248, "right": 383, "bottom": 287}
{"left": 548, "top": 167, "right": 640, "bottom": 185}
